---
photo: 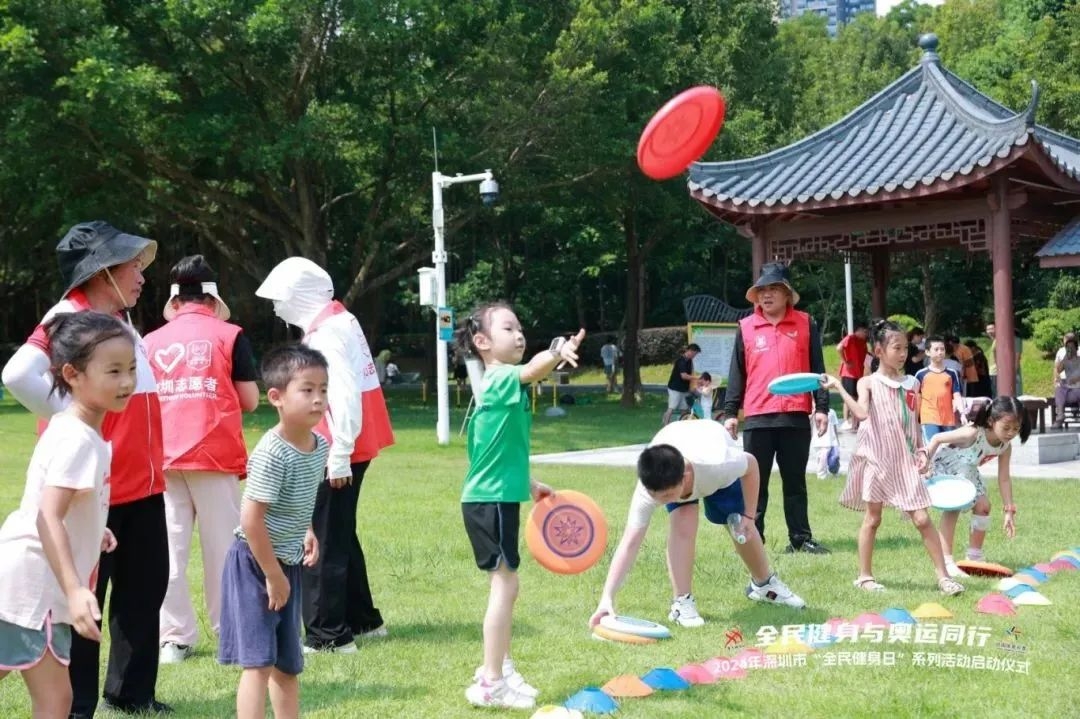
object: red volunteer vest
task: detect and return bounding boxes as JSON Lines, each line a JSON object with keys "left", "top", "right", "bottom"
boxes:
{"left": 144, "top": 304, "right": 248, "bottom": 475}
{"left": 740, "top": 306, "right": 814, "bottom": 416}
{"left": 306, "top": 301, "right": 395, "bottom": 462}
{"left": 27, "top": 288, "right": 165, "bottom": 506}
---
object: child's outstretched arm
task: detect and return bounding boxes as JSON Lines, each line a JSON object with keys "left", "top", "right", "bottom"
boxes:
{"left": 997, "top": 445, "right": 1017, "bottom": 538}
{"left": 822, "top": 375, "right": 869, "bottom": 421}
{"left": 589, "top": 523, "right": 649, "bottom": 628}
{"left": 520, "top": 328, "right": 586, "bottom": 384}
{"left": 37, "top": 486, "right": 102, "bottom": 642}
{"left": 918, "top": 425, "right": 977, "bottom": 470}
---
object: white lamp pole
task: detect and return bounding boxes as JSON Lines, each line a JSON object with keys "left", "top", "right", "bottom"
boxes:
{"left": 844, "top": 254, "right": 854, "bottom": 335}
{"left": 431, "top": 169, "right": 495, "bottom": 445}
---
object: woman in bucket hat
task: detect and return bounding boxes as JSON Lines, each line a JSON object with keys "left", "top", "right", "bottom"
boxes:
{"left": 721, "top": 262, "right": 831, "bottom": 555}
{"left": 143, "top": 255, "right": 259, "bottom": 667}
{"left": 2, "top": 221, "right": 173, "bottom": 716}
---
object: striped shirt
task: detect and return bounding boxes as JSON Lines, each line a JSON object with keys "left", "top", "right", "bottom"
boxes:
{"left": 235, "top": 430, "right": 328, "bottom": 565}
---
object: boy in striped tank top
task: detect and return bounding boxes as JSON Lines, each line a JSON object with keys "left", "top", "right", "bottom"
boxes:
{"left": 218, "top": 345, "right": 330, "bottom": 719}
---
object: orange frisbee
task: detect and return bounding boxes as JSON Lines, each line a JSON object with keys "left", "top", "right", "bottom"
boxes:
{"left": 526, "top": 490, "right": 608, "bottom": 575}
{"left": 592, "top": 625, "right": 656, "bottom": 645}
{"left": 956, "top": 559, "right": 1013, "bottom": 577}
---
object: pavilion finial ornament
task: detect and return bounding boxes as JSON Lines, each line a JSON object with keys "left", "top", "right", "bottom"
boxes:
{"left": 918, "top": 33, "right": 940, "bottom": 62}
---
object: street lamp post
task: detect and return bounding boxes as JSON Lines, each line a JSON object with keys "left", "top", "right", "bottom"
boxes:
{"left": 430, "top": 169, "right": 497, "bottom": 446}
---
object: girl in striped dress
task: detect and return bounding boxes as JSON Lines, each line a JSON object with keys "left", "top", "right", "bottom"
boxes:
{"left": 823, "top": 319, "right": 964, "bottom": 596}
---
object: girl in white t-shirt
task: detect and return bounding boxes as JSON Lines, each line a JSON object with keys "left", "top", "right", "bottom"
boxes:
{"left": 0, "top": 311, "right": 134, "bottom": 717}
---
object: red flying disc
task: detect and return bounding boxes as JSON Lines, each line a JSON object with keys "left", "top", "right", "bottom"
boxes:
{"left": 637, "top": 86, "right": 726, "bottom": 180}
{"left": 525, "top": 490, "right": 608, "bottom": 575}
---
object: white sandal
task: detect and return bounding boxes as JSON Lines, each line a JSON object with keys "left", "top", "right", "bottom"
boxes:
{"left": 853, "top": 576, "right": 886, "bottom": 592}
{"left": 938, "top": 576, "right": 965, "bottom": 596}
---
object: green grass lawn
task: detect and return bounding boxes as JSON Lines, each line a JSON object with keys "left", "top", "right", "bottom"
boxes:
{"left": 0, "top": 391, "right": 1076, "bottom": 718}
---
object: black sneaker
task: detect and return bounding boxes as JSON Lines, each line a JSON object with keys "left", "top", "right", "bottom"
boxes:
{"left": 784, "top": 540, "right": 830, "bottom": 554}
{"left": 101, "top": 699, "right": 175, "bottom": 715}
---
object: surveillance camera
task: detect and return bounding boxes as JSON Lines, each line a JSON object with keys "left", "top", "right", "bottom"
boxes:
{"left": 479, "top": 177, "right": 499, "bottom": 206}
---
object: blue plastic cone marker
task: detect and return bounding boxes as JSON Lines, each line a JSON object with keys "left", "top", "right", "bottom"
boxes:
{"left": 800, "top": 624, "right": 839, "bottom": 649}
{"left": 880, "top": 607, "right": 917, "bottom": 624}
{"left": 1003, "top": 585, "right": 1032, "bottom": 599}
{"left": 1061, "top": 556, "right": 1080, "bottom": 569}
{"left": 564, "top": 688, "right": 619, "bottom": 715}
{"left": 1016, "top": 567, "right": 1049, "bottom": 583}
{"left": 640, "top": 667, "right": 692, "bottom": 691}
{"left": 1011, "top": 590, "right": 1052, "bottom": 606}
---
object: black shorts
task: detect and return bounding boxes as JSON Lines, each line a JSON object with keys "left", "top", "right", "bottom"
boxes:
{"left": 462, "top": 502, "right": 521, "bottom": 571}
{"left": 841, "top": 376, "right": 858, "bottom": 398}
{"left": 454, "top": 364, "right": 469, "bottom": 380}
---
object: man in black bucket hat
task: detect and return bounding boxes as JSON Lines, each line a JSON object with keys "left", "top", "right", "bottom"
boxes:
{"left": 722, "top": 262, "right": 831, "bottom": 556}
{"left": 2, "top": 221, "right": 172, "bottom": 716}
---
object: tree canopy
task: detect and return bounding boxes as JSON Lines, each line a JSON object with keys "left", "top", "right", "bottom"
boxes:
{"left": 1, "top": 0, "right": 1073, "bottom": 383}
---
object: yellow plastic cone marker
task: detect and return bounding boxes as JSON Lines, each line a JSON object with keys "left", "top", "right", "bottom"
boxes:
{"left": 766, "top": 636, "right": 814, "bottom": 654}
{"left": 911, "top": 602, "right": 954, "bottom": 619}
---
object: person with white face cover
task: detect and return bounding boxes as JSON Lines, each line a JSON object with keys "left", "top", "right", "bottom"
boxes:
{"left": 1, "top": 221, "right": 172, "bottom": 716}
{"left": 256, "top": 258, "right": 395, "bottom": 653}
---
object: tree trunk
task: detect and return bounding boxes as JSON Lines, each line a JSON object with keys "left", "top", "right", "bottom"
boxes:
{"left": 921, "top": 262, "right": 939, "bottom": 335}
{"left": 621, "top": 206, "right": 641, "bottom": 408}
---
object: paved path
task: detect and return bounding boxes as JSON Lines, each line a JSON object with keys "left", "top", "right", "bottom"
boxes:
{"left": 532, "top": 426, "right": 1080, "bottom": 480}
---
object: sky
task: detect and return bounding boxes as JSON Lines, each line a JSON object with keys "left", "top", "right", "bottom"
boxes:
{"left": 877, "top": 0, "right": 944, "bottom": 15}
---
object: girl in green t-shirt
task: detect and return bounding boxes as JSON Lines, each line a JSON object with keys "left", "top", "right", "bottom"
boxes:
{"left": 458, "top": 301, "right": 585, "bottom": 710}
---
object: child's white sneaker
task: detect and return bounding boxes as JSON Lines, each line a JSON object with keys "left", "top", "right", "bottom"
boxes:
{"left": 668, "top": 593, "right": 705, "bottom": 627}
{"left": 159, "top": 642, "right": 193, "bottom": 664}
{"left": 472, "top": 660, "right": 539, "bottom": 698}
{"left": 465, "top": 677, "right": 536, "bottom": 710}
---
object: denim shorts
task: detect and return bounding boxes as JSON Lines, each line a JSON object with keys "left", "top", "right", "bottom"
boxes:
{"left": 922, "top": 424, "right": 956, "bottom": 443}
{"left": 0, "top": 613, "right": 72, "bottom": 670}
{"left": 665, "top": 478, "right": 746, "bottom": 525}
{"left": 218, "top": 539, "right": 304, "bottom": 675}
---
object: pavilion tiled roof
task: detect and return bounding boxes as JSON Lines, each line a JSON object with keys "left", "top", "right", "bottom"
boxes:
{"left": 1036, "top": 216, "right": 1080, "bottom": 258}
{"left": 687, "top": 35, "right": 1080, "bottom": 210}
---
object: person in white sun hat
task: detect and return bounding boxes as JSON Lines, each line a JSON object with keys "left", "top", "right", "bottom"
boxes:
{"left": 2, "top": 221, "right": 173, "bottom": 716}
{"left": 143, "top": 255, "right": 260, "bottom": 666}
{"left": 255, "top": 257, "right": 394, "bottom": 654}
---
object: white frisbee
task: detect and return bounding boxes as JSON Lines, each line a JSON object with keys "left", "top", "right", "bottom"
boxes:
{"left": 925, "top": 475, "right": 976, "bottom": 512}
{"left": 599, "top": 614, "right": 671, "bottom": 639}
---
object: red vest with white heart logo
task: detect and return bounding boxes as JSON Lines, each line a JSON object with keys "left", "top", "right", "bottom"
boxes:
{"left": 144, "top": 303, "right": 248, "bottom": 474}
{"left": 739, "top": 306, "right": 813, "bottom": 416}
{"left": 27, "top": 288, "right": 165, "bottom": 505}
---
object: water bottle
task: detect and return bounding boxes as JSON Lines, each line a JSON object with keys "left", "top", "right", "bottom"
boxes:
{"left": 727, "top": 513, "right": 747, "bottom": 544}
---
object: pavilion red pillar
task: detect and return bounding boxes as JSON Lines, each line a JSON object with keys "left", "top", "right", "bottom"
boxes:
{"left": 989, "top": 175, "right": 1016, "bottom": 396}
{"left": 871, "top": 249, "right": 889, "bottom": 319}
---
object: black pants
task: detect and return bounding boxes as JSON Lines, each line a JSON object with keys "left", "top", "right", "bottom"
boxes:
{"left": 743, "top": 427, "right": 813, "bottom": 547}
{"left": 302, "top": 461, "right": 383, "bottom": 648}
{"left": 70, "top": 493, "right": 169, "bottom": 717}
